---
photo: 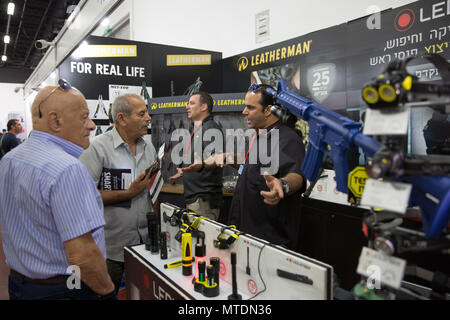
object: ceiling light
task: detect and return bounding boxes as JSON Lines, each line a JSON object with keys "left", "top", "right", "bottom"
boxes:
{"left": 1, "top": 55, "right": 7, "bottom": 62}
{"left": 101, "top": 18, "right": 110, "bottom": 27}
{"left": 4, "top": 35, "right": 10, "bottom": 44}
{"left": 7, "top": 2, "right": 15, "bottom": 16}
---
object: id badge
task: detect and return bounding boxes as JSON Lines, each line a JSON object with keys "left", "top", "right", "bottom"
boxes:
{"left": 238, "top": 165, "right": 244, "bottom": 175}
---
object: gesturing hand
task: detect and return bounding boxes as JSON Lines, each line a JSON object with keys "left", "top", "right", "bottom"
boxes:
{"left": 182, "top": 153, "right": 203, "bottom": 173}
{"left": 169, "top": 168, "right": 183, "bottom": 180}
{"left": 260, "top": 172, "right": 284, "bottom": 206}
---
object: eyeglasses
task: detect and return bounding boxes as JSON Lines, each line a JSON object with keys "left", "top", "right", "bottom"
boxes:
{"left": 248, "top": 83, "right": 262, "bottom": 92}
{"left": 38, "top": 79, "right": 72, "bottom": 118}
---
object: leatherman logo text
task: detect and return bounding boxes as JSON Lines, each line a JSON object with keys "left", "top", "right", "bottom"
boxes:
{"left": 237, "top": 40, "right": 312, "bottom": 71}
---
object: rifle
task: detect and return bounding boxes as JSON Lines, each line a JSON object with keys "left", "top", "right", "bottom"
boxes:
{"left": 264, "top": 78, "right": 381, "bottom": 193}
{"left": 264, "top": 76, "right": 450, "bottom": 238}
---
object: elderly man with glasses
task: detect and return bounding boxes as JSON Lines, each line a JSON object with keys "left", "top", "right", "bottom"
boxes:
{"left": 0, "top": 80, "right": 116, "bottom": 300}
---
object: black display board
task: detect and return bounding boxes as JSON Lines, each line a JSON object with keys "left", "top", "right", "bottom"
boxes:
{"left": 149, "top": 92, "right": 245, "bottom": 115}
{"left": 222, "top": 0, "right": 450, "bottom": 111}
{"left": 59, "top": 36, "right": 153, "bottom": 100}
{"left": 345, "top": 1, "right": 450, "bottom": 108}
{"left": 59, "top": 35, "right": 222, "bottom": 100}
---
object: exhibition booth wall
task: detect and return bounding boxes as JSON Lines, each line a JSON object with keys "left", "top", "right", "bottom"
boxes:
{"left": 24, "top": 1, "right": 450, "bottom": 289}
{"left": 1, "top": 0, "right": 449, "bottom": 293}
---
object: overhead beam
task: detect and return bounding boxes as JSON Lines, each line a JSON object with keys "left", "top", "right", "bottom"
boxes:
{"left": 24, "top": 0, "right": 124, "bottom": 97}
{"left": 23, "top": 0, "right": 54, "bottom": 67}
{"left": 12, "top": 0, "right": 28, "bottom": 57}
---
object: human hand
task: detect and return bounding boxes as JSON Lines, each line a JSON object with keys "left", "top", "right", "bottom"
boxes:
{"left": 203, "top": 153, "right": 243, "bottom": 170}
{"left": 260, "top": 172, "right": 284, "bottom": 206}
{"left": 201, "top": 153, "right": 224, "bottom": 170}
{"left": 128, "top": 170, "right": 152, "bottom": 198}
{"left": 169, "top": 168, "right": 183, "bottom": 180}
{"left": 182, "top": 153, "right": 203, "bottom": 173}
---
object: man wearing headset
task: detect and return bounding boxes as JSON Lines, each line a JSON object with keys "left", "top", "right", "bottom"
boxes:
{"left": 201, "top": 83, "right": 306, "bottom": 250}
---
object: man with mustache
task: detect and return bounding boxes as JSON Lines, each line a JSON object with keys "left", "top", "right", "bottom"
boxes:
{"left": 80, "top": 94, "right": 157, "bottom": 294}
{"left": 203, "top": 84, "right": 306, "bottom": 250}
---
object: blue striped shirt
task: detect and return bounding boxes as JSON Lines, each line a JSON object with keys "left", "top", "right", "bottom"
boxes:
{"left": 0, "top": 130, "right": 106, "bottom": 279}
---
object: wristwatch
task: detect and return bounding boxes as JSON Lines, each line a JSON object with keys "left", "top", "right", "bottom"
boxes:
{"left": 280, "top": 179, "right": 290, "bottom": 196}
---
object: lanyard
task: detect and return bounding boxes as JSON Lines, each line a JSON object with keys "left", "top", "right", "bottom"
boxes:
{"left": 244, "top": 125, "right": 278, "bottom": 164}
{"left": 184, "top": 124, "right": 201, "bottom": 158}
{"left": 244, "top": 133, "right": 256, "bottom": 164}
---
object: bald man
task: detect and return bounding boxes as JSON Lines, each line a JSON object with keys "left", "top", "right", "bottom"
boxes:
{"left": 0, "top": 83, "right": 115, "bottom": 300}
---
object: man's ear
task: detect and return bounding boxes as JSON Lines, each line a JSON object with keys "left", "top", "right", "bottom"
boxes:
{"left": 115, "top": 113, "right": 126, "bottom": 126}
{"left": 200, "top": 103, "right": 208, "bottom": 113}
{"left": 264, "top": 105, "right": 273, "bottom": 118}
{"left": 48, "top": 112, "right": 62, "bottom": 132}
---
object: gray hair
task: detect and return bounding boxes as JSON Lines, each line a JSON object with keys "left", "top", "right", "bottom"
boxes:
{"left": 111, "top": 94, "right": 144, "bottom": 122}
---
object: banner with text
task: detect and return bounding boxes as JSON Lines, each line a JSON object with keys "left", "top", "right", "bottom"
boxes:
{"left": 149, "top": 93, "right": 246, "bottom": 115}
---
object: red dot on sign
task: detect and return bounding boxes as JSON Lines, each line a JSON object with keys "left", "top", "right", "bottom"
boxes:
{"left": 398, "top": 13, "right": 411, "bottom": 27}
{"left": 248, "top": 279, "right": 258, "bottom": 295}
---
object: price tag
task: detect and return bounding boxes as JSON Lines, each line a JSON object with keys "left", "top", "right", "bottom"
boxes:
{"left": 363, "top": 107, "right": 410, "bottom": 135}
{"left": 309, "top": 169, "right": 349, "bottom": 205}
{"left": 361, "top": 179, "right": 412, "bottom": 214}
{"left": 357, "top": 247, "right": 406, "bottom": 289}
{"left": 108, "top": 84, "right": 145, "bottom": 102}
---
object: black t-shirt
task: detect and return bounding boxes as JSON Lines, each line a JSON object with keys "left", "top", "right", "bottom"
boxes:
{"left": 228, "top": 121, "right": 306, "bottom": 249}
{"left": 182, "top": 115, "right": 224, "bottom": 208}
{"left": 0, "top": 132, "right": 19, "bottom": 160}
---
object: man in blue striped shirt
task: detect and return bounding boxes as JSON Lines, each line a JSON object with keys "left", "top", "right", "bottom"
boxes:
{"left": 0, "top": 82, "right": 115, "bottom": 300}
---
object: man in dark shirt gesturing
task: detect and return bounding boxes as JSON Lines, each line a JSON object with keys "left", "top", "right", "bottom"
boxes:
{"left": 170, "top": 92, "right": 223, "bottom": 221}
{"left": 201, "top": 84, "right": 306, "bottom": 250}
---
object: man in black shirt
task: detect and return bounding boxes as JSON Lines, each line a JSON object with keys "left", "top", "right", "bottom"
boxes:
{"left": 203, "top": 84, "right": 306, "bottom": 249}
{"left": 170, "top": 92, "right": 223, "bottom": 220}
{"left": 0, "top": 119, "right": 22, "bottom": 160}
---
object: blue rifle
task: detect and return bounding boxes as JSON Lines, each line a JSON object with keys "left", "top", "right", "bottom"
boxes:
{"left": 264, "top": 78, "right": 450, "bottom": 238}
{"left": 264, "top": 78, "right": 381, "bottom": 193}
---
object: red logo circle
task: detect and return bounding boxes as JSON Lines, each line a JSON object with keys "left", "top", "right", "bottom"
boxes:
{"left": 394, "top": 9, "right": 415, "bottom": 32}
{"left": 317, "top": 185, "right": 323, "bottom": 192}
{"left": 248, "top": 279, "right": 258, "bottom": 295}
{"left": 220, "top": 261, "right": 226, "bottom": 276}
{"left": 166, "top": 232, "right": 170, "bottom": 243}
